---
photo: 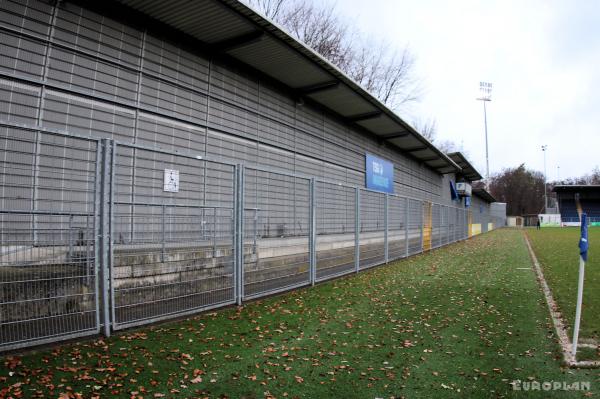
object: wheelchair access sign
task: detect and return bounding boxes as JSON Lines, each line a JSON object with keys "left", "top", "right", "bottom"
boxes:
{"left": 163, "top": 169, "right": 179, "bottom": 192}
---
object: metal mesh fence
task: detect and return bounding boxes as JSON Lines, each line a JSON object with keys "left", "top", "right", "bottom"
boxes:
{"left": 359, "top": 189, "right": 385, "bottom": 269}
{"left": 432, "top": 203, "right": 441, "bottom": 248}
{"left": 242, "top": 168, "right": 310, "bottom": 298}
{"left": 408, "top": 199, "right": 424, "bottom": 254}
{"left": 388, "top": 196, "right": 408, "bottom": 261}
{"left": 315, "top": 181, "right": 355, "bottom": 281}
{"left": 0, "top": 135, "right": 497, "bottom": 351}
{"left": 439, "top": 205, "right": 446, "bottom": 246}
{"left": 0, "top": 129, "right": 100, "bottom": 350}
{"left": 110, "top": 143, "right": 236, "bottom": 329}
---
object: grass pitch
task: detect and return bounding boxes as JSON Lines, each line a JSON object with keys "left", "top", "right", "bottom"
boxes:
{"left": 1, "top": 230, "right": 598, "bottom": 398}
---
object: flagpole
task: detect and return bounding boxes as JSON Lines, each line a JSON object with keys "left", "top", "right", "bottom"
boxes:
{"left": 572, "top": 256, "right": 585, "bottom": 357}
{"left": 572, "top": 212, "right": 588, "bottom": 358}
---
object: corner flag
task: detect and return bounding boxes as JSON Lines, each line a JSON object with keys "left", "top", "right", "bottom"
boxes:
{"left": 579, "top": 213, "right": 588, "bottom": 261}
{"left": 572, "top": 212, "right": 588, "bottom": 358}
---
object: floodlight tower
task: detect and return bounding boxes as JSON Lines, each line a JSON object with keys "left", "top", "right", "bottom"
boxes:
{"left": 477, "top": 82, "right": 492, "bottom": 183}
{"left": 542, "top": 145, "right": 548, "bottom": 213}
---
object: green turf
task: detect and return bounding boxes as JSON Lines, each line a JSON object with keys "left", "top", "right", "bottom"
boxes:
{"left": 527, "top": 227, "right": 600, "bottom": 341}
{"left": 1, "top": 230, "right": 598, "bottom": 398}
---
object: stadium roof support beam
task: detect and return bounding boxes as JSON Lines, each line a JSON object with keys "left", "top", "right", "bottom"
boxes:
{"left": 298, "top": 81, "right": 339, "bottom": 94}
{"left": 380, "top": 132, "right": 411, "bottom": 140}
{"left": 405, "top": 146, "right": 428, "bottom": 152}
{"left": 347, "top": 111, "right": 382, "bottom": 122}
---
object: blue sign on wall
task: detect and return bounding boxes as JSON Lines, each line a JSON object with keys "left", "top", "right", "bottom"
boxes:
{"left": 365, "top": 153, "right": 394, "bottom": 193}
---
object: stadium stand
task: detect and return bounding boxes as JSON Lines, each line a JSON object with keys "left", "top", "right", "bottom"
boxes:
{"left": 559, "top": 199, "right": 579, "bottom": 221}
{"left": 554, "top": 185, "right": 600, "bottom": 222}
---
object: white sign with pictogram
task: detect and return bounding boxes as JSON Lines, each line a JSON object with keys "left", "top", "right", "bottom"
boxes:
{"left": 163, "top": 169, "right": 179, "bottom": 192}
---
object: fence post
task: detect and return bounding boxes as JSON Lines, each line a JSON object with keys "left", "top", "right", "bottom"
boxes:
{"left": 233, "top": 166, "right": 238, "bottom": 305}
{"left": 109, "top": 140, "right": 116, "bottom": 331}
{"left": 355, "top": 187, "right": 360, "bottom": 273}
{"left": 161, "top": 204, "right": 166, "bottom": 262}
{"left": 253, "top": 209, "right": 258, "bottom": 254}
{"left": 234, "top": 164, "right": 245, "bottom": 305}
{"left": 309, "top": 178, "right": 316, "bottom": 285}
{"left": 68, "top": 214, "right": 74, "bottom": 259}
{"left": 93, "top": 139, "right": 102, "bottom": 334}
{"left": 420, "top": 201, "right": 424, "bottom": 252}
{"left": 384, "top": 194, "right": 389, "bottom": 263}
{"left": 99, "top": 139, "right": 112, "bottom": 338}
{"left": 405, "top": 199, "right": 409, "bottom": 257}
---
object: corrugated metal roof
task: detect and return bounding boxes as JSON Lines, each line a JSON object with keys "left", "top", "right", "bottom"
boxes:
{"left": 553, "top": 185, "right": 600, "bottom": 192}
{"left": 228, "top": 37, "right": 331, "bottom": 87}
{"left": 120, "top": 0, "right": 255, "bottom": 43}
{"left": 473, "top": 188, "right": 496, "bottom": 203}
{"left": 306, "top": 85, "right": 378, "bottom": 117}
{"left": 448, "top": 152, "right": 483, "bottom": 182}
{"left": 115, "top": 0, "right": 461, "bottom": 174}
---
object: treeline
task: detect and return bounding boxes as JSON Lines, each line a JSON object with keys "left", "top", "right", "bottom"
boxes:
{"left": 485, "top": 165, "right": 600, "bottom": 216}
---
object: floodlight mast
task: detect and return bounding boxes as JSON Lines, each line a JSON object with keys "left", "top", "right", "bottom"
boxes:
{"left": 542, "top": 145, "right": 548, "bottom": 213}
{"left": 476, "top": 82, "right": 492, "bottom": 183}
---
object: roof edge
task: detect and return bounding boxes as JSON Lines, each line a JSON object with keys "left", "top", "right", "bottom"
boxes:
{"left": 220, "top": 0, "right": 461, "bottom": 174}
{"left": 473, "top": 187, "right": 496, "bottom": 203}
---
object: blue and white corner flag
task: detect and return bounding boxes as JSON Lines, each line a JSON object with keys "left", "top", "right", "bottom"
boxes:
{"left": 579, "top": 213, "right": 589, "bottom": 262}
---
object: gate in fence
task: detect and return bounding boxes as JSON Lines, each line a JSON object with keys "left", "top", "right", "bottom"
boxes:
{"left": 0, "top": 133, "right": 478, "bottom": 352}
{"left": 109, "top": 142, "right": 237, "bottom": 330}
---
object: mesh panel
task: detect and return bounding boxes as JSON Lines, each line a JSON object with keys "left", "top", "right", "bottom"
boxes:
{"left": 0, "top": 129, "right": 99, "bottom": 350}
{"left": 408, "top": 199, "right": 423, "bottom": 255}
{"left": 315, "top": 181, "right": 355, "bottom": 280}
{"left": 388, "top": 195, "right": 407, "bottom": 261}
{"left": 111, "top": 144, "right": 235, "bottom": 329}
{"left": 359, "top": 190, "right": 385, "bottom": 269}
{"left": 243, "top": 168, "right": 310, "bottom": 298}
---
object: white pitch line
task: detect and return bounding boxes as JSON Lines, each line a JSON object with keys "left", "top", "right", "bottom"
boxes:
{"left": 523, "top": 232, "right": 599, "bottom": 368}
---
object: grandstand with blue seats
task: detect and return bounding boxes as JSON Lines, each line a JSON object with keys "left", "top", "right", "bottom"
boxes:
{"left": 553, "top": 185, "right": 600, "bottom": 225}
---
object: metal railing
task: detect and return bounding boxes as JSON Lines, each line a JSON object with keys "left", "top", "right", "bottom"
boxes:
{"left": 0, "top": 131, "right": 504, "bottom": 352}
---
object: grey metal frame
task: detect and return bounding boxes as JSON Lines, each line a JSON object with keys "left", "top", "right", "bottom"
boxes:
{"left": 108, "top": 140, "right": 237, "bottom": 331}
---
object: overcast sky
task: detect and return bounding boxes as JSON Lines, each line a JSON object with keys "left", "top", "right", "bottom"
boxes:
{"left": 332, "top": 0, "right": 599, "bottom": 181}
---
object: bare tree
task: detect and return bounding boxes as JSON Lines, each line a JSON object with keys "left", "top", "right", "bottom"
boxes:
{"left": 551, "top": 166, "right": 600, "bottom": 186}
{"left": 411, "top": 118, "right": 463, "bottom": 154}
{"left": 246, "top": 0, "right": 285, "bottom": 19}
{"left": 436, "top": 140, "right": 459, "bottom": 154}
{"left": 277, "top": 1, "right": 355, "bottom": 71}
{"left": 412, "top": 118, "right": 437, "bottom": 142}
{"left": 488, "top": 164, "right": 545, "bottom": 215}
{"left": 242, "top": 0, "right": 419, "bottom": 111}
